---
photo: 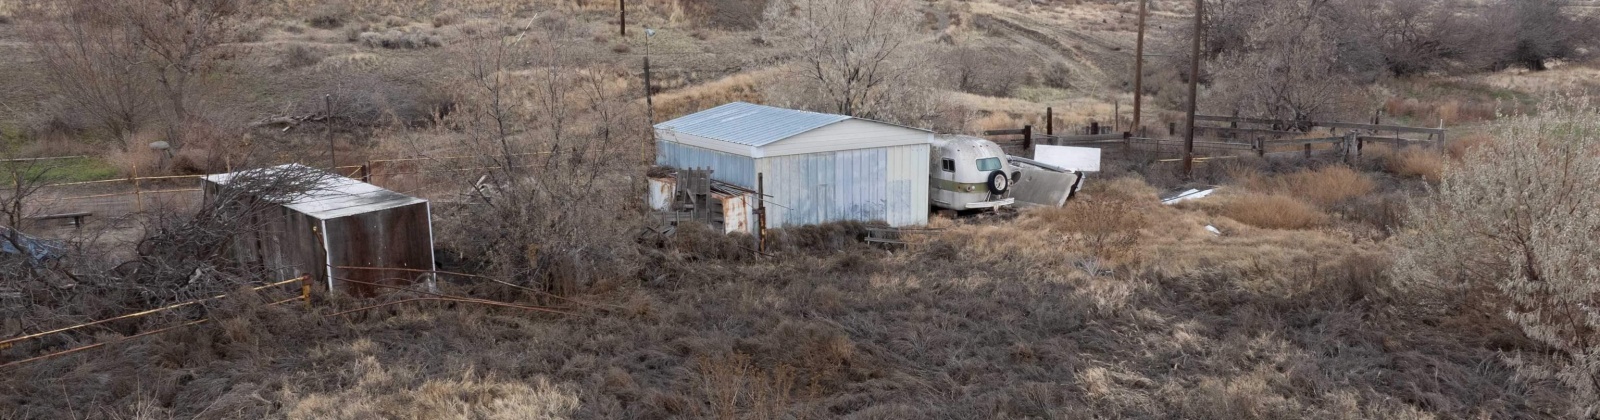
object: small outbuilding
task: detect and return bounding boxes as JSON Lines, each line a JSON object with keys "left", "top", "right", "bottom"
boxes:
{"left": 202, "top": 164, "right": 435, "bottom": 295}
{"left": 654, "top": 102, "right": 932, "bottom": 228}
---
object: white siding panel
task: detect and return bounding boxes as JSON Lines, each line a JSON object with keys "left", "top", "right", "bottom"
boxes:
{"left": 657, "top": 140, "right": 758, "bottom": 188}
{"left": 754, "top": 144, "right": 930, "bottom": 228}
{"left": 759, "top": 119, "right": 931, "bottom": 158}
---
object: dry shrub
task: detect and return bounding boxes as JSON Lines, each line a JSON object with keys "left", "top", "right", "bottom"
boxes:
{"left": 431, "top": 10, "right": 463, "bottom": 28}
{"left": 1215, "top": 193, "right": 1329, "bottom": 230}
{"left": 695, "top": 353, "right": 799, "bottom": 419}
{"left": 104, "top": 147, "right": 161, "bottom": 177}
{"left": 1388, "top": 147, "right": 1444, "bottom": 183}
{"left": 1236, "top": 165, "right": 1376, "bottom": 208}
{"left": 1446, "top": 133, "right": 1493, "bottom": 160}
{"left": 1026, "top": 177, "right": 1157, "bottom": 263}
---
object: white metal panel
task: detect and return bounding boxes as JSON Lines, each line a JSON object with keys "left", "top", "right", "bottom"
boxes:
{"left": 205, "top": 164, "right": 426, "bottom": 220}
{"left": 759, "top": 119, "right": 933, "bottom": 158}
{"left": 653, "top": 102, "right": 851, "bottom": 148}
{"left": 754, "top": 143, "right": 929, "bottom": 228}
{"left": 1034, "top": 145, "right": 1103, "bottom": 172}
{"left": 655, "top": 129, "right": 760, "bottom": 158}
{"left": 656, "top": 140, "right": 758, "bottom": 188}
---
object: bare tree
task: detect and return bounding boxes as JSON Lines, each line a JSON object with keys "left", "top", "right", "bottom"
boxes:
{"left": 760, "top": 0, "right": 938, "bottom": 123}
{"left": 1393, "top": 98, "right": 1600, "bottom": 416}
{"left": 1490, "top": 0, "right": 1597, "bottom": 71}
{"left": 108, "top": 0, "right": 260, "bottom": 151}
{"left": 1202, "top": 0, "right": 1367, "bottom": 125}
{"left": 432, "top": 20, "right": 648, "bottom": 296}
{"left": 26, "top": 4, "right": 156, "bottom": 151}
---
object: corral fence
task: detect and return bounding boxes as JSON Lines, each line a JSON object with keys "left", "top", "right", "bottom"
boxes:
{"left": 985, "top": 113, "right": 1447, "bottom": 164}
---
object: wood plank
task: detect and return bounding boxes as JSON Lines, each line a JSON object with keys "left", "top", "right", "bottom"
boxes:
{"left": 984, "top": 129, "right": 1029, "bottom": 136}
{"left": 1268, "top": 137, "right": 1346, "bottom": 146}
{"left": 1196, "top": 115, "right": 1445, "bottom": 135}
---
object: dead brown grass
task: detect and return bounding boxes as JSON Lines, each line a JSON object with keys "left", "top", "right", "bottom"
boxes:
{"left": 1213, "top": 192, "right": 1331, "bottom": 230}
{"left": 1232, "top": 165, "right": 1377, "bottom": 208}
{"left": 1388, "top": 147, "right": 1444, "bottom": 183}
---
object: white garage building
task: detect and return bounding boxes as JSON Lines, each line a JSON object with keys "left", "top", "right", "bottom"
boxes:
{"left": 655, "top": 102, "right": 932, "bottom": 228}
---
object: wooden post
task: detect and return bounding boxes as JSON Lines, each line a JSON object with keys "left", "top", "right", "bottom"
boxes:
{"left": 1183, "top": 0, "right": 1202, "bottom": 179}
{"left": 1436, "top": 118, "right": 1447, "bottom": 151}
{"left": 1132, "top": 0, "right": 1148, "bottom": 134}
{"left": 1022, "top": 125, "right": 1034, "bottom": 150}
{"left": 1256, "top": 137, "right": 1266, "bottom": 158}
{"left": 1113, "top": 100, "right": 1120, "bottom": 131}
{"left": 326, "top": 94, "right": 335, "bottom": 170}
{"left": 1090, "top": 122, "right": 1100, "bottom": 135}
{"left": 756, "top": 173, "right": 767, "bottom": 255}
{"left": 131, "top": 163, "right": 143, "bottom": 213}
{"left": 1304, "top": 143, "right": 1313, "bottom": 160}
{"left": 360, "top": 161, "right": 371, "bottom": 183}
{"left": 300, "top": 274, "right": 313, "bottom": 306}
{"left": 1169, "top": 122, "right": 1177, "bottom": 137}
{"left": 619, "top": 0, "right": 626, "bottom": 37}
{"left": 1046, "top": 107, "right": 1054, "bottom": 136}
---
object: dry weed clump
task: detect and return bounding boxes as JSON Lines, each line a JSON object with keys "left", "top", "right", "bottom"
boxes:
{"left": 1022, "top": 177, "right": 1159, "bottom": 264}
{"left": 1387, "top": 147, "right": 1444, "bottom": 183}
{"left": 1236, "top": 165, "right": 1376, "bottom": 208}
{"left": 1213, "top": 192, "right": 1330, "bottom": 230}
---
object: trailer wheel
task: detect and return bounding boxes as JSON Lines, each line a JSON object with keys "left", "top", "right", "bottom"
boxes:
{"left": 987, "top": 171, "right": 1010, "bottom": 194}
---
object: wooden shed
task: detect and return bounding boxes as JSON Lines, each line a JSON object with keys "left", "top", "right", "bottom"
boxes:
{"left": 202, "top": 164, "right": 435, "bottom": 295}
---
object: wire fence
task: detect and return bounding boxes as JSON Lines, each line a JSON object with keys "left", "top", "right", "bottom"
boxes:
{"left": 19, "top": 154, "right": 553, "bottom": 224}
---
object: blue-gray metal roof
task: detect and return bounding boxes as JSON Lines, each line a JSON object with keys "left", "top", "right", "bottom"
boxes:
{"left": 654, "top": 102, "right": 852, "bottom": 147}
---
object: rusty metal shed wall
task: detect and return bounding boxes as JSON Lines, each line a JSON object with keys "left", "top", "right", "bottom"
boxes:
{"left": 755, "top": 143, "right": 930, "bottom": 228}
{"left": 656, "top": 140, "right": 758, "bottom": 188}
{"left": 324, "top": 202, "right": 435, "bottom": 296}
{"left": 203, "top": 172, "right": 434, "bottom": 294}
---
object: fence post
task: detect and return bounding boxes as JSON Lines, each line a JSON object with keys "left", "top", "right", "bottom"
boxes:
{"left": 1256, "top": 137, "right": 1266, "bottom": 158}
{"left": 132, "top": 163, "right": 144, "bottom": 213}
{"left": 1304, "top": 143, "right": 1313, "bottom": 160}
{"left": 361, "top": 161, "right": 371, "bottom": 183}
{"left": 1046, "top": 107, "right": 1053, "bottom": 136}
{"left": 1168, "top": 122, "right": 1177, "bottom": 137}
{"left": 300, "top": 274, "right": 313, "bottom": 306}
{"left": 1022, "top": 125, "right": 1034, "bottom": 150}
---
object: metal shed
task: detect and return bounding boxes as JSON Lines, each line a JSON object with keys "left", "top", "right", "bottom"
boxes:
{"left": 655, "top": 102, "right": 932, "bottom": 228}
{"left": 202, "top": 164, "right": 435, "bottom": 295}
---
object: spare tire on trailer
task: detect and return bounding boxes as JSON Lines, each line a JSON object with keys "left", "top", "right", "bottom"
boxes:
{"left": 987, "top": 170, "right": 1010, "bottom": 194}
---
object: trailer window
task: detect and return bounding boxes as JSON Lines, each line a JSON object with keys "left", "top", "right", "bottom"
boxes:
{"left": 941, "top": 159, "right": 955, "bottom": 172}
{"left": 976, "top": 157, "right": 1002, "bottom": 171}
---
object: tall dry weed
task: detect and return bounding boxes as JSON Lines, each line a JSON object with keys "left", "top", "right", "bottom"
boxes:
{"left": 1237, "top": 165, "right": 1376, "bottom": 208}
{"left": 1387, "top": 147, "right": 1444, "bottom": 183}
{"left": 1214, "top": 193, "right": 1329, "bottom": 230}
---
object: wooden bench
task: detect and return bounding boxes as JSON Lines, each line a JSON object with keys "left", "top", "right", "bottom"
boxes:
{"left": 28, "top": 212, "right": 92, "bottom": 228}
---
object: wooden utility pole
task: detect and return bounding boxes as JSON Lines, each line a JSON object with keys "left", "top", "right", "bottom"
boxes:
{"left": 757, "top": 173, "right": 767, "bottom": 255}
{"left": 326, "top": 94, "right": 336, "bottom": 170}
{"left": 619, "top": 0, "right": 626, "bottom": 37}
{"left": 1183, "top": 0, "right": 1202, "bottom": 178}
{"left": 1132, "top": 0, "right": 1148, "bottom": 134}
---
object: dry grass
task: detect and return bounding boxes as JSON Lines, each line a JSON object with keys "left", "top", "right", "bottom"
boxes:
{"left": 1234, "top": 165, "right": 1377, "bottom": 208}
{"left": 1210, "top": 192, "right": 1331, "bottom": 230}
{"left": 1388, "top": 147, "right": 1444, "bottom": 183}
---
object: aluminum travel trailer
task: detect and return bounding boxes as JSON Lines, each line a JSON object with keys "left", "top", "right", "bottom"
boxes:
{"left": 929, "top": 135, "right": 1021, "bottom": 210}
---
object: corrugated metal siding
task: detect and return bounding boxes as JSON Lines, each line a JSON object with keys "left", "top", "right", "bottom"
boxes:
{"left": 657, "top": 140, "right": 758, "bottom": 188}
{"left": 756, "top": 143, "right": 929, "bottom": 228}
